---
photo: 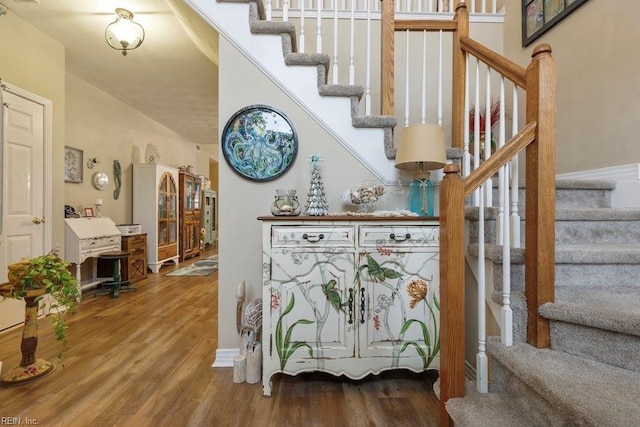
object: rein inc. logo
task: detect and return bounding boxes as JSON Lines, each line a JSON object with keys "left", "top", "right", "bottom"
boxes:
{"left": 1, "top": 418, "right": 38, "bottom": 425}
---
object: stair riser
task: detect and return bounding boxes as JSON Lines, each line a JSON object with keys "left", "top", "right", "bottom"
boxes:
{"left": 470, "top": 219, "right": 640, "bottom": 245}
{"left": 491, "top": 187, "right": 612, "bottom": 209}
{"left": 488, "top": 357, "right": 567, "bottom": 426}
{"left": 550, "top": 321, "right": 640, "bottom": 373}
{"left": 493, "top": 263, "right": 640, "bottom": 291}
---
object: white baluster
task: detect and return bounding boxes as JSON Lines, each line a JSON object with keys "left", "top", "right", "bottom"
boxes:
{"left": 502, "top": 164, "right": 513, "bottom": 347}
{"left": 477, "top": 184, "right": 488, "bottom": 393}
{"left": 404, "top": 30, "right": 410, "bottom": 127}
{"left": 283, "top": 0, "right": 290, "bottom": 21}
{"left": 364, "top": 0, "right": 372, "bottom": 115}
{"left": 496, "top": 77, "right": 506, "bottom": 244}
{"left": 266, "top": 0, "right": 273, "bottom": 21}
{"left": 349, "top": 0, "right": 355, "bottom": 85}
{"left": 473, "top": 57, "right": 481, "bottom": 206}
{"left": 420, "top": 31, "right": 427, "bottom": 124}
{"left": 299, "top": 0, "right": 306, "bottom": 53}
{"left": 484, "top": 65, "right": 493, "bottom": 207}
{"left": 510, "top": 87, "right": 521, "bottom": 248}
{"left": 463, "top": 53, "right": 471, "bottom": 178}
{"left": 437, "top": 30, "right": 443, "bottom": 127}
{"left": 316, "top": 0, "right": 322, "bottom": 53}
{"left": 332, "top": 0, "right": 339, "bottom": 84}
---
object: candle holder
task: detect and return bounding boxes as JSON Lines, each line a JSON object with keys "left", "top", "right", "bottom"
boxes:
{"left": 95, "top": 199, "right": 103, "bottom": 217}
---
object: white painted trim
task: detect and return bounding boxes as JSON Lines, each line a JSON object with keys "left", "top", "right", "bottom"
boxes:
{"left": 184, "top": 0, "right": 399, "bottom": 185}
{"left": 557, "top": 163, "right": 640, "bottom": 181}
{"left": 211, "top": 348, "right": 240, "bottom": 368}
{"left": 558, "top": 164, "right": 640, "bottom": 208}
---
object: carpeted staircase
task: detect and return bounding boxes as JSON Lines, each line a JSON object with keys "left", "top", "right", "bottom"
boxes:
{"left": 447, "top": 179, "right": 640, "bottom": 426}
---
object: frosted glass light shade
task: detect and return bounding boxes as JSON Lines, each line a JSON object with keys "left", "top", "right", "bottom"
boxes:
{"left": 105, "top": 8, "right": 145, "bottom": 56}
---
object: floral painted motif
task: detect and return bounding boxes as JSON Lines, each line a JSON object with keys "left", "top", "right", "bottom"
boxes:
{"left": 407, "top": 279, "right": 429, "bottom": 309}
{"left": 376, "top": 247, "right": 392, "bottom": 256}
{"left": 373, "top": 315, "right": 381, "bottom": 331}
{"left": 271, "top": 293, "right": 280, "bottom": 310}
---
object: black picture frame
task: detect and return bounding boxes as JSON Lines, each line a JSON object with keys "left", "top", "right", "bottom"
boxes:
{"left": 221, "top": 105, "right": 298, "bottom": 182}
{"left": 522, "top": 0, "right": 589, "bottom": 47}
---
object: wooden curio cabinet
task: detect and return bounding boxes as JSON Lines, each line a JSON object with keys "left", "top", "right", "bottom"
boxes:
{"left": 179, "top": 172, "right": 202, "bottom": 260}
{"left": 133, "top": 163, "right": 180, "bottom": 273}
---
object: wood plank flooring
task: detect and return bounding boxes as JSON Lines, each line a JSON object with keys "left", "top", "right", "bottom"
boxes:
{"left": 0, "top": 249, "right": 441, "bottom": 426}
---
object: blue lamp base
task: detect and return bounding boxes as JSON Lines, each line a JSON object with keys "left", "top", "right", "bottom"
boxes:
{"left": 408, "top": 178, "right": 434, "bottom": 216}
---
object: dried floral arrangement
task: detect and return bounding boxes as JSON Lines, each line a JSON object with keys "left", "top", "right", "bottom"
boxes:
{"left": 468, "top": 99, "right": 503, "bottom": 132}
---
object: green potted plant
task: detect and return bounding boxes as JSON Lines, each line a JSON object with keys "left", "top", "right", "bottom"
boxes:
{"left": 0, "top": 247, "right": 80, "bottom": 385}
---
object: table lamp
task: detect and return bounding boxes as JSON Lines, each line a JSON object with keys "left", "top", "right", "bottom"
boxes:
{"left": 394, "top": 124, "right": 447, "bottom": 216}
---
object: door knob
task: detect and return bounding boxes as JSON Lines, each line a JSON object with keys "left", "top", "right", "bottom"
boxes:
{"left": 32, "top": 216, "right": 45, "bottom": 224}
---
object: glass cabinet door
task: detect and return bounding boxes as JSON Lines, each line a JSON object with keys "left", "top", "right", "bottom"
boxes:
{"left": 158, "top": 172, "right": 178, "bottom": 246}
{"left": 194, "top": 180, "right": 201, "bottom": 211}
{"left": 186, "top": 180, "right": 193, "bottom": 212}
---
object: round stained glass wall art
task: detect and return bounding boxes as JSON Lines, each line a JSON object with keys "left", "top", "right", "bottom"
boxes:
{"left": 221, "top": 105, "right": 298, "bottom": 182}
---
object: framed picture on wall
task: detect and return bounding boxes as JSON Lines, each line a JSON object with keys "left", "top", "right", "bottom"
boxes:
{"left": 221, "top": 104, "right": 298, "bottom": 182}
{"left": 64, "top": 146, "right": 83, "bottom": 183}
{"left": 522, "top": 0, "right": 589, "bottom": 47}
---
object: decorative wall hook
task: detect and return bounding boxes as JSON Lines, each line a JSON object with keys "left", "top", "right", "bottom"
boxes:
{"left": 87, "top": 157, "right": 99, "bottom": 169}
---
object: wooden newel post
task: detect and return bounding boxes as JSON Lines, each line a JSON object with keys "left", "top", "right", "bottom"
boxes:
{"left": 439, "top": 164, "right": 466, "bottom": 426}
{"left": 525, "top": 43, "right": 556, "bottom": 349}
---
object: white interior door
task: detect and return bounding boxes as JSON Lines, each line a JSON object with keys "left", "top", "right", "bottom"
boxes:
{"left": 0, "top": 87, "right": 48, "bottom": 331}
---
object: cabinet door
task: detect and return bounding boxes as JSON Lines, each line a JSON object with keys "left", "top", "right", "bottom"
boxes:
{"left": 267, "top": 250, "right": 355, "bottom": 370}
{"left": 357, "top": 249, "right": 440, "bottom": 371}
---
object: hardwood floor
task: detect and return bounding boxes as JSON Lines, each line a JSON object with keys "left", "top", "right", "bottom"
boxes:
{"left": 0, "top": 248, "right": 441, "bottom": 426}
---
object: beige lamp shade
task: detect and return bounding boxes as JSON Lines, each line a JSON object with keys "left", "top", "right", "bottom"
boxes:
{"left": 395, "top": 124, "right": 447, "bottom": 172}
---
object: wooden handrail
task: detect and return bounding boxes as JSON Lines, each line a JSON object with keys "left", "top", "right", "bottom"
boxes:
{"left": 460, "top": 37, "right": 527, "bottom": 88}
{"left": 380, "top": 2, "right": 556, "bottom": 425}
{"left": 464, "top": 122, "right": 537, "bottom": 197}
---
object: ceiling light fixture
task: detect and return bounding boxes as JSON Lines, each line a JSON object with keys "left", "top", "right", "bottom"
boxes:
{"left": 105, "top": 8, "right": 145, "bottom": 56}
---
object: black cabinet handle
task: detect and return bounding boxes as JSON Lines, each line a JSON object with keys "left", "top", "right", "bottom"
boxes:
{"left": 302, "top": 233, "right": 324, "bottom": 242}
{"left": 389, "top": 233, "right": 411, "bottom": 242}
{"left": 360, "top": 287, "right": 366, "bottom": 324}
{"left": 348, "top": 288, "right": 354, "bottom": 324}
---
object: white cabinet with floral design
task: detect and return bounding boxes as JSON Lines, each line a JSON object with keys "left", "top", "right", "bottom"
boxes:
{"left": 260, "top": 217, "right": 440, "bottom": 396}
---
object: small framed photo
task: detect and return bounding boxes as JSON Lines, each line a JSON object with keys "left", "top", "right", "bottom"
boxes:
{"left": 64, "top": 146, "right": 83, "bottom": 183}
{"left": 84, "top": 207, "right": 95, "bottom": 217}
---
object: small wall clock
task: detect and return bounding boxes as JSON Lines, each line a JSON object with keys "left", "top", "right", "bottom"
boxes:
{"left": 221, "top": 104, "right": 298, "bottom": 182}
{"left": 92, "top": 172, "right": 109, "bottom": 190}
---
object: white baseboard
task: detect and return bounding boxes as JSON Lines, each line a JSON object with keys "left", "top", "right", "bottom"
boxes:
{"left": 558, "top": 163, "right": 640, "bottom": 208}
{"left": 211, "top": 348, "right": 240, "bottom": 368}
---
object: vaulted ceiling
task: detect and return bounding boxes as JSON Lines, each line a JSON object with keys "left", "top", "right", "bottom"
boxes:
{"left": 2, "top": 0, "right": 219, "bottom": 147}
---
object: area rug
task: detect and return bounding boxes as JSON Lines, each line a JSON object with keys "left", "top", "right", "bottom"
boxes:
{"left": 166, "top": 255, "right": 218, "bottom": 276}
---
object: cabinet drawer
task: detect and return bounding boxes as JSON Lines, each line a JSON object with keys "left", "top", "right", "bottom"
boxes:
{"left": 158, "top": 243, "right": 178, "bottom": 261}
{"left": 123, "top": 233, "right": 146, "bottom": 250}
{"left": 359, "top": 226, "right": 439, "bottom": 247}
{"left": 271, "top": 226, "right": 355, "bottom": 248}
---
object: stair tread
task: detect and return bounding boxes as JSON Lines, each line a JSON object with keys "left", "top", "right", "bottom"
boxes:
{"left": 487, "top": 338, "right": 640, "bottom": 425}
{"left": 541, "top": 286, "right": 640, "bottom": 337}
{"left": 470, "top": 243, "right": 640, "bottom": 264}
{"left": 446, "top": 391, "right": 535, "bottom": 427}
{"left": 466, "top": 207, "right": 640, "bottom": 220}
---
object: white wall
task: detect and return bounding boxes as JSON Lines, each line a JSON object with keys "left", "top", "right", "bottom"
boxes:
{"left": 0, "top": 11, "right": 66, "bottom": 249}
{"left": 65, "top": 74, "right": 207, "bottom": 225}
{"left": 217, "top": 37, "right": 379, "bottom": 351}
{"left": 504, "top": 0, "right": 640, "bottom": 174}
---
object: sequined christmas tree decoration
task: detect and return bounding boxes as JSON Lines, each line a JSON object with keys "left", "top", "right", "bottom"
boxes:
{"left": 305, "top": 154, "right": 328, "bottom": 216}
